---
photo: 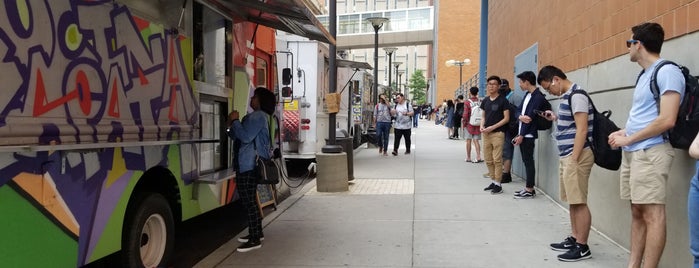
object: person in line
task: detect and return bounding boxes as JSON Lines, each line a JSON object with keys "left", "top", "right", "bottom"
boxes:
{"left": 500, "top": 79, "right": 521, "bottom": 183}
{"left": 462, "top": 86, "right": 482, "bottom": 163}
{"left": 687, "top": 134, "right": 699, "bottom": 268}
{"left": 481, "top": 76, "right": 509, "bottom": 195}
{"left": 391, "top": 93, "right": 414, "bottom": 155}
{"left": 608, "top": 22, "right": 684, "bottom": 268}
{"left": 374, "top": 94, "right": 393, "bottom": 156}
{"left": 413, "top": 101, "right": 420, "bottom": 128}
{"left": 227, "top": 87, "right": 276, "bottom": 252}
{"left": 451, "top": 95, "right": 464, "bottom": 139}
{"left": 444, "top": 99, "right": 455, "bottom": 138}
{"left": 689, "top": 132, "right": 699, "bottom": 268}
{"left": 512, "top": 71, "right": 548, "bottom": 199}
{"left": 538, "top": 65, "right": 594, "bottom": 262}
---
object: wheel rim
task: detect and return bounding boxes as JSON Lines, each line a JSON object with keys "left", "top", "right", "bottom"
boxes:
{"left": 140, "top": 214, "right": 166, "bottom": 267}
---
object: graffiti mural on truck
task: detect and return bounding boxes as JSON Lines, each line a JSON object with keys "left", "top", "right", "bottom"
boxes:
{"left": 0, "top": 1, "right": 199, "bottom": 266}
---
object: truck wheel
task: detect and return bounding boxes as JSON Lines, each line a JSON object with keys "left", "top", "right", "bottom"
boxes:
{"left": 122, "top": 193, "right": 175, "bottom": 268}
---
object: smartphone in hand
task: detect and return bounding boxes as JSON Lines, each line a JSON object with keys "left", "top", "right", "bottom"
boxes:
{"left": 533, "top": 109, "right": 546, "bottom": 117}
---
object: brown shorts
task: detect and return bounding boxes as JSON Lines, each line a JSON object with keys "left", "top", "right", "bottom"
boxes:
{"left": 620, "top": 143, "right": 674, "bottom": 204}
{"left": 559, "top": 148, "right": 594, "bottom": 204}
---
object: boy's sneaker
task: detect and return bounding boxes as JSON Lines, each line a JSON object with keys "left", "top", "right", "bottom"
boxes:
{"left": 550, "top": 236, "right": 577, "bottom": 251}
{"left": 514, "top": 189, "right": 535, "bottom": 199}
{"left": 237, "top": 240, "right": 262, "bottom": 252}
{"left": 501, "top": 173, "right": 512, "bottom": 183}
{"left": 483, "top": 183, "right": 495, "bottom": 191}
{"left": 557, "top": 243, "right": 592, "bottom": 262}
{"left": 490, "top": 184, "right": 503, "bottom": 194}
{"left": 238, "top": 234, "right": 265, "bottom": 243}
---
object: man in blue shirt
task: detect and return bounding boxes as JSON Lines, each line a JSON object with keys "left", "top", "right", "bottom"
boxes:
{"left": 608, "top": 22, "right": 684, "bottom": 268}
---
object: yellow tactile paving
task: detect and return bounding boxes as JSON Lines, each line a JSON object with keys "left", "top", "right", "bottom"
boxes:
{"left": 307, "top": 179, "right": 414, "bottom": 195}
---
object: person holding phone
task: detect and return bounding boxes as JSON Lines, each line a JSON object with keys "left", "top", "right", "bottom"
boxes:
{"left": 511, "top": 71, "right": 550, "bottom": 199}
{"left": 374, "top": 94, "right": 393, "bottom": 156}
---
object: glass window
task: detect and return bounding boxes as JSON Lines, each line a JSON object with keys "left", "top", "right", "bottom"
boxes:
{"left": 408, "top": 8, "right": 430, "bottom": 30}
{"left": 339, "top": 14, "right": 361, "bottom": 35}
{"left": 199, "top": 100, "right": 222, "bottom": 173}
{"left": 193, "top": 3, "right": 231, "bottom": 87}
{"left": 256, "top": 57, "right": 268, "bottom": 87}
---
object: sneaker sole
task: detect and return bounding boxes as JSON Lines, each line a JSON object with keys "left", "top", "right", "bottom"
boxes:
{"left": 237, "top": 237, "right": 265, "bottom": 243}
{"left": 549, "top": 246, "right": 573, "bottom": 252}
{"left": 236, "top": 244, "right": 262, "bottom": 252}
{"left": 557, "top": 254, "right": 591, "bottom": 262}
{"left": 491, "top": 190, "right": 503, "bottom": 194}
{"left": 514, "top": 195, "right": 535, "bottom": 199}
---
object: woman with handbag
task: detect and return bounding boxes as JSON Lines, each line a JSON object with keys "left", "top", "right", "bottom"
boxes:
{"left": 227, "top": 87, "right": 276, "bottom": 252}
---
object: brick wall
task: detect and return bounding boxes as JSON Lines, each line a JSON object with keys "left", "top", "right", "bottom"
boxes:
{"left": 487, "top": 0, "right": 699, "bottom": 78}
{"left": 436, "top": 0, "right": 481, "bottom": 103}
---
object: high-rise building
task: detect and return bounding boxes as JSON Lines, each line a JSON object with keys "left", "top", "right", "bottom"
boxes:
{"left": 318, "top": 0, "right": 434, "bottom": 103}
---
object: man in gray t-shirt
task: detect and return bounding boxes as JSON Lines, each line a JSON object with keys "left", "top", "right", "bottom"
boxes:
{"left": 390, "top": 93, "right": 413, "bottom": 155}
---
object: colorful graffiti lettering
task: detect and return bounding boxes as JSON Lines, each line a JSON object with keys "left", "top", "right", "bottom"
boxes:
{"left": 0, "top": 1, "right": 197, "bottom": 266}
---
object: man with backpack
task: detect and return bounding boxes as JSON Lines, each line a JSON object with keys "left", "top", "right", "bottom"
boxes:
{"left": 463, "top": 86, "right": 483, "bottom": 163}
{"left": 499, "top": 79, "right": 521, "bottom": 183}
{"left": 608, "top": 22, "right": 684, "bottom": 268}
{"left": 538, "top": 65, "right": 595, "bottom": 262}
{"left": 511, "top": 71, "right": 550, "bottom": 199}
{"left": 390, "top": 93, "right": 414, "bottom": 155}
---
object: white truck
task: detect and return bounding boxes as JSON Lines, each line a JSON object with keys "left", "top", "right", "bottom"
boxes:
{"left": 275, "top": 33, "right": 371, "bottom": 161}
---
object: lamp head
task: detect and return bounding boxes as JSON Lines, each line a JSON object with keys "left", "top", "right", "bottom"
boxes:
{"left": 383, "top": 47, "right": 398, "bottom": 54}
{"left": 464, "top": 58, "right": 471, "bottom": 65}
{"left": 365, "top": 17, "right": 389, "bottom": 29}
{"left": 445, "top": 60, "right": 455, "bottom": 67}
{"left": 392, "top": 61, "right": 403, "bottom": 68}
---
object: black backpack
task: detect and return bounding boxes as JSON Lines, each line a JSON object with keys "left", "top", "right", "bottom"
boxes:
{"left": 504, "top": 92, "right": 519, "bottom": 136}
{"left": 569, "top": 90, "right": 622, "bottom": 170}
{"left": 643, "top": 61, "right": 699, "bottom": 150}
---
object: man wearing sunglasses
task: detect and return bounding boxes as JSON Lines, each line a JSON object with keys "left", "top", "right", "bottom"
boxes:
{"left": 608, "top": 22, "right": 684, "bottom": 268}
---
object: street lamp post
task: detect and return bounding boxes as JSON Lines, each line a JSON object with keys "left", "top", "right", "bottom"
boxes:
{"left": 383, "top": 47, "right": 397, "bottom": 96}
{"left": 397, "top": 70, "right": 405, "bottom": 97}
{"left": 445, "top": 58, "right": 471, "bottom": 97}
{"left": 366, "top": 17, "right": 389, "bottom": 110}
{"left": 392, "top": 61, "right": 402, "bottom": 98}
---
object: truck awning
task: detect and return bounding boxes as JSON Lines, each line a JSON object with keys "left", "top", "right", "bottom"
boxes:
{"left": 337, "top": 59, "right": 373, "bottom": 70}
{"left": 208, "top": 0, "right": 335, "bottom": 45}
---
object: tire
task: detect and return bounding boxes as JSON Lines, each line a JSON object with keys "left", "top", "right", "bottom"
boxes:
{"left": 122, "top": 193, "right": 175, "bottom": 268}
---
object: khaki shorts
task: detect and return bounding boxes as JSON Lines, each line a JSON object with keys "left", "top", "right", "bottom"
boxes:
{"left": 620, "top": 142, "right": 674, "bottom": 204}
{"left": 559, "top": 148, "right": 594, "bottom": 204}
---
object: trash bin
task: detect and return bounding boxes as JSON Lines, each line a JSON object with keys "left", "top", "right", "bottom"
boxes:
{"left": 326, "top": 129, "right": 354, "bottom": 181}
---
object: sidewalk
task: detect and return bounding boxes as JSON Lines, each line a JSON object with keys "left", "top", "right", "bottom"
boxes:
{"left": 196, "top": 120, "right": 629, "bottom": 268}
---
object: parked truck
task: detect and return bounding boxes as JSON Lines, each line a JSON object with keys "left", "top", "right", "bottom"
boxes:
{"left": 275, "top": 33, "right": 371, "bottom": 161}
{"left": 0, "top": 0, "right": 332, "bottom": 267}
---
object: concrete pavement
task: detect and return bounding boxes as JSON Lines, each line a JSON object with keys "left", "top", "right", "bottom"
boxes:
{"left": 195, "top": 119, "right": 629, "bottom": 268}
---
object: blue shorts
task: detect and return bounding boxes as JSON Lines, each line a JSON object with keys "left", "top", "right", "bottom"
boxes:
{"left": 503, "top": 133, "right": 514, "bottom": 160}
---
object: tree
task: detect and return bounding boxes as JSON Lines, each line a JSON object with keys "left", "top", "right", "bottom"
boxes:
{"left": 407, "top": 69, "right": 427, "bottom": 104}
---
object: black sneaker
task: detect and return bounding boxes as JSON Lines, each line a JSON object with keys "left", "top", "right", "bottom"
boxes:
{"left": 550, "top": 236, "right": 576, "bottom": 252}
{"left": 514, "top": 189, "right": 535, "bottom": 199}
{"left": 238, "top": 234, "right": 265, "bottom": 243}
{"left": 557, "top": 243, "right": 592, "bottom": 262}
{"left": 392, "top": 151, "right": 398, "bottom": 156}
{"left": 483, "top": 183, "right": 495, "bottom": 191}
{"left": 237, "top": 240, "right": 262, "bottom": 252}
{"left": 501, "top": 173, "right": 512, "bottom": 183}
{"left": 490, "top": 184, "right": 503, "bottom": 194}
